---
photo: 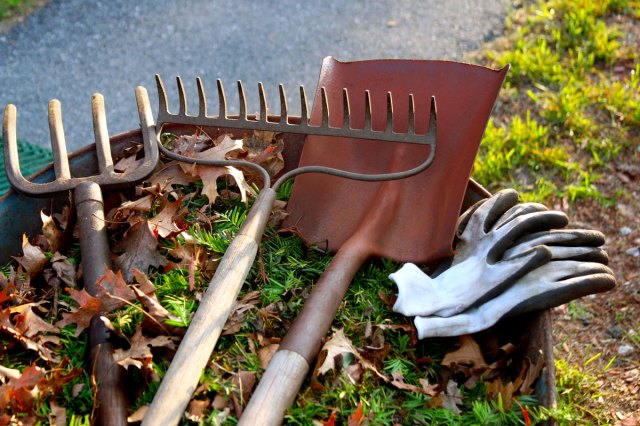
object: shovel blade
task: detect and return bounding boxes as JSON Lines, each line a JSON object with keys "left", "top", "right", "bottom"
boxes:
{"left": 285, "top": 57, "right": 508, "bottom": 263}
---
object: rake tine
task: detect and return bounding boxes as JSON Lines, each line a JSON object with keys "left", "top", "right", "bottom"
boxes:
{"left": 217, "top": 79, "right": 227, "bottom": 119}
{"left": 196, "top": 77, "right": 207, "bottom": 118}
{"left": 177, "top": 76, "right": 188, "bottom": 116}
{"left": 408, "top": 94, "right": 416, "bottom": 135}
{"left": 91, "top": 93, "right": 114, "bottom": 175}
{"left": 299, "top": 86, "right": 308, "bottom": 127}
{"left": 238, "top": 81, "right": 247, "bottom": 121}
{"left": 156, "top": 75, "right": 169, "bottom": 116}
{"left": 386, "top": 92, "right": 394, "bottom": 134}
{"left": 258, "top": 82, "right": 268, "bottom": 123}
{"left": 364, "top": 90, "right": 372, "bottom": 131}
{"left": 278, "top": 84, "right": 288, "bottom": 125}
{"left": 342, "top": 88, "right": 351, "bottom": 130}
{"left": 320, "top": 87, "right": 329, "bottom": 128}
{"left": 47, "top": 100, "right": 71, "bottom": 180}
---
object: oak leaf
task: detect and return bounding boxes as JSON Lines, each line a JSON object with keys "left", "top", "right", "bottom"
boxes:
{"left": 113, "top": 220, "right": 167, "bottom": 283}
{"left": 1, "top": 306, "right": 60, "bottom": 362}
{"left": 56, "top": 268, "right": 136, "bottom": 336}
{"left": 13, "top": 234, "right": 47, "bottom": 278}
{"left": 41, "top": 210, "right": 63, "bottom": 253}
{"left": 113, "top": 326, "right": 177, "bottom": 370}
{"left": 148, "top": 198, "right": 183, "bottom": 238}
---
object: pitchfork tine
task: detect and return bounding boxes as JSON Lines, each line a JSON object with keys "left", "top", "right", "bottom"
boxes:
{"left": 2, "top": 104, "right": 23, "bottom": 186}
{"left": 48, "top": 100, "right": 71, "bottom": 179}
{"left": 91, "top": 93, "right": 114, "bottom": 174}
{"left": 217, "top": 79, "right": 227, "bottom": 119}
{"left": 238, "top": 81, "right": 247, "bottom": 121}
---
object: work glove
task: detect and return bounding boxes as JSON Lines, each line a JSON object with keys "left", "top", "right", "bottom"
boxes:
{"left": 412, "top": 235, "right": 616, "bottom": 338}
{"left": 391, "top": 189, "right": 568, "bottom": 317}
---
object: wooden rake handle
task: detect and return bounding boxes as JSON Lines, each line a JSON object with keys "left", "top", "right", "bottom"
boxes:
{"left": 143, "top": 188, "right": 277, "bottom": 426}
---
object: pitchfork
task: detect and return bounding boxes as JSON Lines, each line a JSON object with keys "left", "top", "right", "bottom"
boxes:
{"left": 2, "top": 88, "right": 159, "bottom": 425}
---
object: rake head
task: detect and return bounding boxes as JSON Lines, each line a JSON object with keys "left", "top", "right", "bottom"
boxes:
{"left": 155, "top": 75, "right": 436, "bottom": 147}
{"left": 2, "top": 87, "right": 159, "bottom": 196}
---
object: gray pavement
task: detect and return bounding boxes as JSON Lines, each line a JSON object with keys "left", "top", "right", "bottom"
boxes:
{"left": 0, "top": 0, "right": 507, "bottom": 151}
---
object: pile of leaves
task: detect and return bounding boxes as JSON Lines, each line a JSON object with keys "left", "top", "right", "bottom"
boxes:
{"left": 0, "top": 128, "right": 548, "bottom": 424}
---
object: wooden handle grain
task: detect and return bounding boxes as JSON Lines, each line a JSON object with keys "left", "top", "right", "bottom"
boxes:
{"left": 238, "top": 350, "right": 309, "bottom": 426}
{"left": 143, "top": 188, "right": 277, "bottom": 426}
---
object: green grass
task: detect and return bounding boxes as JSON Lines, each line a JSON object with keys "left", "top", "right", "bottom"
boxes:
{"left": 0, "top": 0, "right": 41, "bottom": 21}
{"left": 471, "top": 0, "right": 639, "bottom": 202}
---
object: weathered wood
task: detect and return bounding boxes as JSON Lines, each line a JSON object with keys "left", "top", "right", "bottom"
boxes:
{"left": 238, "top": 350, "right": 309, "bottom": 426}
{"left": 143, "top": 188, "right": 276, "bottom": 426}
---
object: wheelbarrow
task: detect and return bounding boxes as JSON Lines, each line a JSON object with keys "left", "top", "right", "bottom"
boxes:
{"left": 0, "top": 65, "right": 558, "bottom": 421}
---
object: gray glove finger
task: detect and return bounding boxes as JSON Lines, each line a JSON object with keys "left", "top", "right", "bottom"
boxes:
{"left": 546, "top": 246, "right": 609, "bottom": 263}
{"left": 430, "top": 245, "right": 552, "bottom": 317}
{"left": 503, "top": 229, "right": 607, "bottom": 263}
{"left": 493, "top": 202, "right": 548, "bottom": 229}
{"left": 512, "top": 229, "right": 605, "bottom": 249}
{"left": 506, "top": 272, "right": 616, "bottom": 316}
{"left": 488, "top": 211, "right": 569, "bottom": 262}
{"left": 458, "top": 189, "right": 519, "bottom": 240}
{"left": 455, "top": 198, "right": 487, "bottom": 238}
{"left": 470, "top": 244, "right": 552, "bottom": 306}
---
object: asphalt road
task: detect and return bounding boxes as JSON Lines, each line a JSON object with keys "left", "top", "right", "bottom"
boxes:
{"left": 0, "top": 0, "right": 507, "bottom": 151}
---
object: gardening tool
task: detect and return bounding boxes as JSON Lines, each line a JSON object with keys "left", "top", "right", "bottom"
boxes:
{"left": 240, "top": 58, "right": 509, "bottom": 425}
{"left": 3, "top": 88, "right": 159, "bottom": 425}
{"left": 143, "top": 74, "right": 437, "bottom": 425}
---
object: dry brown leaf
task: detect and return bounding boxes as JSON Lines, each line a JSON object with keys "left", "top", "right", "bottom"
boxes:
{"left": 0, "top": 364, "right": 45, "bottom": 415}
{"left": 223, "top": 291, "right": 261, "bottom": 335}
{"left": 258, "top": 343, "right": 279, "bottom": 369}
{"left": 148, "top": 198, "right": 183, "bottom": 238}
{"left": 113, "top": 220, "right": 167, "bottom": 283}
{"left": 56, "top": 268, "right": 136, "bottom": 336}
{"left": 48, "top": 400, "right": 67, "bottom": 426}
{"left": 316, "top": 328, "right": 359, "bottom": 376}
{"left": 347, "top": 401, "right": 364, "bottom": 426}
{"left": 389, "top": 370, "right": 439, "bottom": 396}
{"left": 486, "top": 379, "right": 515, "bottom": 411}
{"left": 441, "top": 335, "right": 489, "bottom": 377}
{"left": 118, "top": 194, "right": 154, "bottom": 213}
{"left": 441, "top": 379, "right": 463, "bottom": 414}
{"left": 127, "top": 405, "right": 149, "bottom": 423}
{"left": 130, "top": 269, "right": 184, "bottom": 335}
{"left": 113, "top": 326, "right": 177, "bottom": 370}
{"left": 41, "top": 210, "right": 63, "bottom": 253}
{"left": 1, "top": 307, "right": 60, "bottom": 362}
{"left": 234, "top": 371, "right": 257, "bottom": 405}
{"left": 185, "top": 399, "right": 209, "bottom": 422}
{"left": 14, "top": 234, "right": 48, "bottom": 279}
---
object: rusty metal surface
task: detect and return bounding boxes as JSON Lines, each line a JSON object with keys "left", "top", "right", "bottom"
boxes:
{"left": 286, "top": 57, "right": 509, "bottom": 264}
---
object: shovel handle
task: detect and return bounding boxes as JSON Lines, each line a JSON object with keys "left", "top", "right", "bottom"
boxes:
{"left": 239, "top": 241, "right": 369, "bottom": 425}
{"left": 76, "top": 181, "right": 128, "bottom": 426}
{"left": 143, "top": 188, "right": 276, "bottom": 426}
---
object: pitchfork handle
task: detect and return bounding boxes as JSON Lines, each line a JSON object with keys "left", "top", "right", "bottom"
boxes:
{"left": 143, "top": 188, "right": 277, "bottom": 426}
{"left": 76, "top": 181, "right": 128, "bottom": 426}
